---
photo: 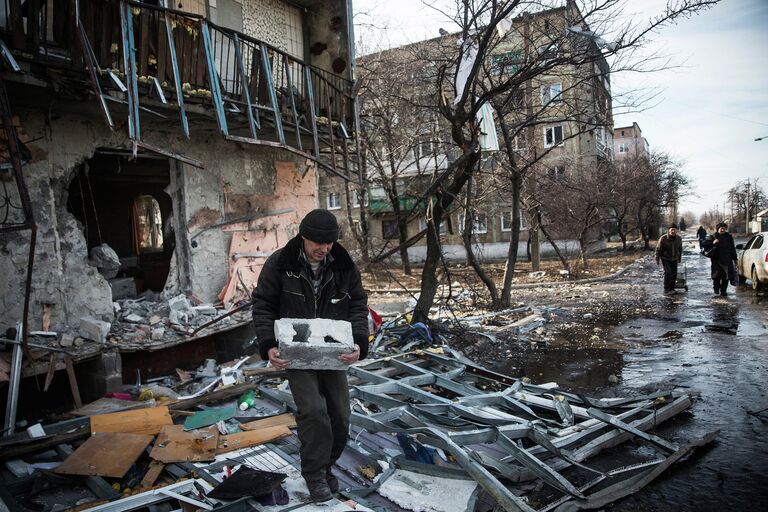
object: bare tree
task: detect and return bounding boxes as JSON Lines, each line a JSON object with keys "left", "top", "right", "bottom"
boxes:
{"left": 406, "top": 0, "right": 716, "bottom": 321}
{"left": 727, "top": 178, "right": 767, "bottom": 232}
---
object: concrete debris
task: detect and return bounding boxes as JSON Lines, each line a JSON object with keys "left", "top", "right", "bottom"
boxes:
{"left": 124, "top": 313, "right": 145, "bottom": 324}
{"left": 198, "top": 358, "right": 217, "bottom": 378}
{"left": 150, "top": 327, "right": 165, "bottom": 340}
{"left": 79, "top": 316, "right": 111, "bottom": 343}
{"left": 276, "top": 318, "right": 354, "bottom": 370}
{"left": 192, "top": 305, "right": 217, "bottom": 316}
{"left": 89, "top": 243, "right": 121, "bottom": 279}
{"left": 109, "top": 277, "right": 137, "bottom": 300}
{"left": 168, "top": 294, "right": 193, "bottom": 312}
{"left": 59, "top": 333, "right": 75, "bottom": 347}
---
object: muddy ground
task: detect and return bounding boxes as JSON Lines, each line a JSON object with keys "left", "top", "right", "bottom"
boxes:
{"left": 367, "top": 246, "right": 768, "bottom": 511}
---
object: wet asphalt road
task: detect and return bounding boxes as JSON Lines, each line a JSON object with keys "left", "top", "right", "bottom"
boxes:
{"left": 497, "top": 248, "right": 768, "bottom": 511}
{"left": 608, "top": 249, "right": 768, "bottom": 511}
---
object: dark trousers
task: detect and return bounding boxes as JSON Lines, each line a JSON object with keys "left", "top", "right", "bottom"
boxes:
{"left": 287, "top": 369, "right": 350, "bottom": 480}
{"left": 714, "top": 276, "right": 728, "bottom": 294}
{"left": 712, "top": 262, "right": 729, "bottom": 294}
{"left": 662, "top": 260, "right": 678, "bottom": 291}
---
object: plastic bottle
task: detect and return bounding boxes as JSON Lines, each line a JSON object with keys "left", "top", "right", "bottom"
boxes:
{"left": 238, "top": 389, "right": 256, "bottom": 411}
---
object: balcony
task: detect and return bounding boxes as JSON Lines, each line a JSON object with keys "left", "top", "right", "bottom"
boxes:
{"left": 0, "top": 0, "right": 358, "bottom": 179}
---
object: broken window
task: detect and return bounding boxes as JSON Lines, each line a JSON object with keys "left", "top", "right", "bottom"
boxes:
{"left": 547, "top": 165, "right": 566, "bottom": 180}
{"left": 133, "top": 195, "right": 164, "bottom": 252}
{"left": 540, "top": 83, "right": 562, "bottom": 105}
{"left": 544, "top": 125, "right": 564, "bottom": 147}
{"left": 382, "top": 219, "right": 399, "bottom": 239}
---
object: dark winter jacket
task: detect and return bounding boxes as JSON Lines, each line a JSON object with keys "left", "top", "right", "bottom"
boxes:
{"left": 701, "top": 232, "right": 737, "bottom": 265}
{"left": 251, "top": 235, "right": 369, "bottom": 361}
{"left": 655, "top": 234, "right": 683, "bottom": 262}
{"left": 696, "top": 227, "right": 707, "bottom": 240}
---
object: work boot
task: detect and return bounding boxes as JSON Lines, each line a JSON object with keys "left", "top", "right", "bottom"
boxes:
{"left": 305, "top": 479, "right": 333, "bottom": 502}
{"left": 326, "top": 468, "right": 339, "bottom": 493}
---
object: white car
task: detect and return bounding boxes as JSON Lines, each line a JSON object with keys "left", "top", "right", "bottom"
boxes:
{"left": 736, "top": 232, "right": 768, "bottom": 290}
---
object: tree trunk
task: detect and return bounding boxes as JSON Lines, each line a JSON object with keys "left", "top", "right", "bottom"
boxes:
{"left": 462, "top": 175, "right": 499, "bottom": 307}
{"left": 414, "top": 217, "right": 442, "bottom": 323}
{"left": 537, "top": 208, "right": 569, "bottom": 271}
{"left": 500, "top": 170, "right": 522, "bottom": 307}
{"left": 413, "top": 149, "right": 480, "bottom": 324}
{"left": 398, "top": 217, "right": 412, "bottom": 275}
{"left": 579, "top": 233, "right": 588, "bottom": 269}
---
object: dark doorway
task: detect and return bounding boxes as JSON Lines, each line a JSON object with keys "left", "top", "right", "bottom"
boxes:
{"left": 67, "top": 151, "right": 174, "bottom": 293}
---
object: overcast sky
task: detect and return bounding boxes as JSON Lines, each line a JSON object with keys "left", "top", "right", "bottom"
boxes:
{"left": 352, "top": 0, "right": 768, "bottom": 220}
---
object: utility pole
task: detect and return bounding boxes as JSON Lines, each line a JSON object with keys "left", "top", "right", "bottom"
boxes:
{"left": 746, "top": 178, "right": 751, "bottom": 234}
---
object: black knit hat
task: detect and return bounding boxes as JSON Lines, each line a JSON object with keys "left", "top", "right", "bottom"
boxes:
{"left": 716, "top": 222, "right": 727, "bottom": 229}
{"left": 299, "top": 209, "right": 339, "bottom": 243}
{"left": 669, "top": 223, "right": 678, "bottom": 229}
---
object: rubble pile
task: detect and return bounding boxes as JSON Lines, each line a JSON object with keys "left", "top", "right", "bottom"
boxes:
{"left": 1, "top": 326, "right": 719, "bottom": 512}
{"left": 110, "top": 293, "right": 227, "bottom": 346}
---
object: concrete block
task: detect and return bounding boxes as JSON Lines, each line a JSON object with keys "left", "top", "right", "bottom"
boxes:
{"left": 193, "top": 305, "right": 217, "bottom": 316}
{"left": 168, "top": 294, "right": 192, "bottom": 312}
{"left": 124, "top": 313, "right": 145, "bottom": 323}
{"left": 151, "top": 327, "right": 165, "bottom": 340}
{"left": 26, "top": 423, "right": 46, "bottom": 438}
{"left": 79, "top": 316, "right": 111, "bottom": 343}
{"left": 109, "top": 278, "right": 136, "bottom": 300}
{"left": 59, "top": 333, "right": 75, "bottom": 347}
{"left": 276, "top": 318, "right": 354, "bottom": 370}
{"left": 90, "top": 244, "right": 121, "bottom": 279}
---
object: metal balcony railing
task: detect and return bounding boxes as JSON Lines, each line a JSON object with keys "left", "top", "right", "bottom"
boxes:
{"left": 0, "top": 0, "right": 358, "bottom": 179}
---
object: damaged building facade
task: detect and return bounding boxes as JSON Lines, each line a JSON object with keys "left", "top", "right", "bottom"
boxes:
{"left": 0, "top": 0, "right": 359, "bottom": 415}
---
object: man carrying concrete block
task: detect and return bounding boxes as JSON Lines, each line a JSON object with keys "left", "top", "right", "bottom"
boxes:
{"left": 251, "top": 209, "right": 369, "bottom": 502}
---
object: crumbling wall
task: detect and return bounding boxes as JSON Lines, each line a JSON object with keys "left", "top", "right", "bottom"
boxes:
{"left": 181, "top": 146, "right": 317, "bottom": 304}
{"left": 1, "top": 111, "right": 118, "bottom": 335}
{"left": 0, "top": 107, "right": 318, "bottom": 334}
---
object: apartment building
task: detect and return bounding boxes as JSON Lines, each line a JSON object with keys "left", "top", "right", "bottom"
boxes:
{"left": 614, "top": 122, "right": 649, "bottom": 160}
{"left": 0, "top": 0, "right": 358, "bottom": 398}
{"left": 321, "top": 2, "right": 613, "bottom": 263}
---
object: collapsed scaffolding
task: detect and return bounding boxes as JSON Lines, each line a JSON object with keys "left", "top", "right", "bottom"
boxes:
{"left": 0, "top": 348, "right": 717, "bottom": 512}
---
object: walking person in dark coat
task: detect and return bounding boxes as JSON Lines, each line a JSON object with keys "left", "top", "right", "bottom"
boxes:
{"left": 655, "top": 224, "right": 683, "bottom": 294}
{"left": 701, "top": 222, "right": 738, "bottom": 296}
{"left": 251, "top": 209, "right": 369, "bottom": 502}
{"left": 696, "top": 225, "right": 707, "bottom": 249}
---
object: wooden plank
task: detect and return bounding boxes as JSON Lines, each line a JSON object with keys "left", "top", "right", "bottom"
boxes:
{"left": 239, "top": 413, "right": 296, "bottom": 431}
{"left": 55, "top": 432, "right": 154, "bottom": 478}
{"left": 70, "top": 397, "right": 152, "bottom": 417}
{"left": 157, "top": 17, "right": 168, "bottom": 83}
{"left": 138, "top": 8, "right": 150, "bottom": 76}
{"left": 140, "top": 461, "right": 166, "bottom": 488}
{"left": 215, "top": 426, "right": 291, "bottom": 454}
{"left": 90, "top": 405, "right": 173, "bottom": 435}
{"left": 64, "top": 357, "right": 83, "bottom": 409}
{"left": 43, "top": 353, "right": 56, "bottom": 391}
{"left": 98, "top": 3, "right": 111, "bottom": 65}
{"left": 0, "top": 427, "right": 89, "bottom": 461}
{"left": 150, "top": 425, "right": 219, "bottom": 463}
